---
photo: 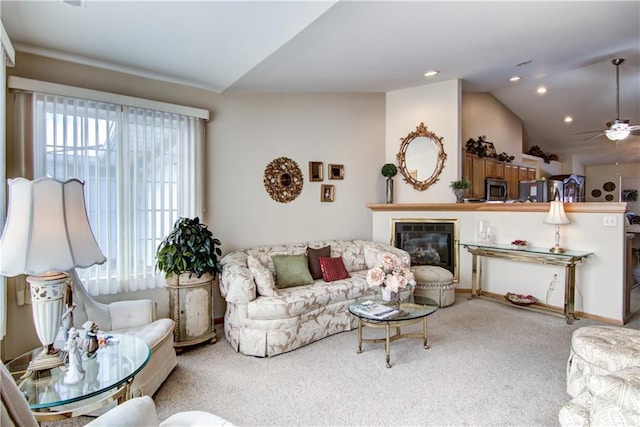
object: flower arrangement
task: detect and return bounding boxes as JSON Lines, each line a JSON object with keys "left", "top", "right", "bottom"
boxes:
{"left": 366, "top": 253, "right": 416, "bottom": 293}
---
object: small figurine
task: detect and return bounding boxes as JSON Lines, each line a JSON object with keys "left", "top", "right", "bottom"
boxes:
{"left": 60, "top": 303, "right": 76, "bottom": 341}
{"left": 63, "top": 327, "right": 85, "bottom": 385}
{"left": 81, "top": 320, "right": 99, "bottom": 358}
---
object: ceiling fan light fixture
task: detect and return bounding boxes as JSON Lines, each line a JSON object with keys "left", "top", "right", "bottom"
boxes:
{"left": 606, "top": 129, "right": 631, "bottom": 141}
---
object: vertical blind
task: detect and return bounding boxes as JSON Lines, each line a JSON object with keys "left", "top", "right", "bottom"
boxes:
{"left": 33, "top": 93, "right": 204, "bottom": 295}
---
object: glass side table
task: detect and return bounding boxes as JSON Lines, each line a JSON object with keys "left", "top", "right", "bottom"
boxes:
{"left": 5, "top": 333, "right": 150, "bottom": 423}
{"left": 349, "top": 297, "right": 438, "bottom": 368}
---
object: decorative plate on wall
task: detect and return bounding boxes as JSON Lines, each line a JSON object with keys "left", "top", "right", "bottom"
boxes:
{"left": 603, "top": 181, "right": 616, "bottom": 192}
{"left": 605, "top": 194, "right": 614, "bottom": 201}
{"left": 263, "top": 157, "right": 304, "bottom": 203}
{"left": 591, "top": 189, "right": 602, "bottom": 198}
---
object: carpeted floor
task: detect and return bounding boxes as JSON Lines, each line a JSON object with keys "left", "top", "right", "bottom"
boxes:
{"left": 151, "top": 295, "right": 629, "bottom": 427}
{"left": 50, "top": 295, "right": 640, "bottom": 426}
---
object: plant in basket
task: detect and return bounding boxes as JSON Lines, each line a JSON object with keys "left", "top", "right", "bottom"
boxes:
{"left": 366, "top": 253, "right": 416, "bottom": 302}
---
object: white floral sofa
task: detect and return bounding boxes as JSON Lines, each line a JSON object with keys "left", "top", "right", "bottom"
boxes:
{"left": 219, "top": 239, "right": 409, "bottom": 357}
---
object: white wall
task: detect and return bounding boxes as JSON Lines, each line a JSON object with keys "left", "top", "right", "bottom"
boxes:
{"left": 586, "top": 163, "right": 640, "bottom": 202}
{"left": 209, "top": 93, "right": 385, "bottom": 252}
{"left": 371, "top": 207, "right": 626, "bottom": 323}
{"left": 385, "top": 80, "right": 461, "bottom": 203}
{"left": 462, "top": 93, "right": 523, "bottom": 162}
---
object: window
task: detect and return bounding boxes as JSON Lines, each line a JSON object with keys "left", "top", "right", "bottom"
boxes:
{"left": 33, "top": 93, "right": 204, "bottom": 295}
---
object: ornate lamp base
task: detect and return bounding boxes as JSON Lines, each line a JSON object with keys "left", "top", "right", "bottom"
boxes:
{"left": 550, "top": 245, "right": 566, "bottom": 254}
{"left": 24, "top": 272, "right": 68, "bottom": 376}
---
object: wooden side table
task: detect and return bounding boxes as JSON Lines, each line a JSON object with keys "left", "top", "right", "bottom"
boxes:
{"left": 166, "top": 273, "right": 217, "bottom": 352}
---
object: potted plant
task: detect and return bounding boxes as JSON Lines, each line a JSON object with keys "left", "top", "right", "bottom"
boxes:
{"left": 381, "top": 163, "right": 398, "bottom": 204}
{"left": 449, "top": 178, "right": 471, "bottom": 203}
{"left": 156, "top": 217, "right": 222, "bottom": 349}
{"left": 156, "top": 217, "right": 222, "bottom": 280}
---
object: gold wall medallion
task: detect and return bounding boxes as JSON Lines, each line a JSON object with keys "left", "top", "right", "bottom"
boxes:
{"left": 263, "top": 157, "right": 304, "bottom": 203}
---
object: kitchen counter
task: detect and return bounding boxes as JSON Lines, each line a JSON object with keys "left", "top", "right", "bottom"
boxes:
{"left": 366, "top": 202, "right": 626, "bottom": 213}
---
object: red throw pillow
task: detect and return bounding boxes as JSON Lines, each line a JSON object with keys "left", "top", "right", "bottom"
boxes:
{"left": 318, "top": 256, "right": 351, "bottom": 282}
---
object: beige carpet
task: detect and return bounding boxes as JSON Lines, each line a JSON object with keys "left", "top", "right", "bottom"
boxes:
{"left": 151, "top": 295, "right": 612, "bottom": 426}
{"left": 50, "top": 295, "right": 637, "bottom": 426}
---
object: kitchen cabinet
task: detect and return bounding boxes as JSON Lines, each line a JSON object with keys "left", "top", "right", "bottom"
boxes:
{"left": 463, "top": 152, "right": 535, "bottom": 200}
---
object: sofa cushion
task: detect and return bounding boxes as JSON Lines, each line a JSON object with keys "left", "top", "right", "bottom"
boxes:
{"left": 272, "top": 254, "right": 314, "bottom": 289}
{"left": 319, "top": 256, "right": 350, "bottom": 282}
{"left": 247, "top": 270, "right": 372, "bottom": 320}
{"left": 247, "top": 255, "right": 278, "bottom": 297}
{"left": 307, "top": 245, "right": 331, "bottom": 280}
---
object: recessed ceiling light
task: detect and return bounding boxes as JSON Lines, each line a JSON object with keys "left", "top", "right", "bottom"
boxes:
{"left": 509, "top": 76, "right": 521, "bottom": 82}
{"left": 424, "top": 70, "right": 439, "bottom": 77}
{"left": 537, "top": 86, "right": 548, "bottom": 94}
{"left": 564, "top": 116, "right": 573, "bottom": 123}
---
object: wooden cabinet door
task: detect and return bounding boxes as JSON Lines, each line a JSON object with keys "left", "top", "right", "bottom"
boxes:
{"left": 505, "top": 164, "right": 519, "bottom": 199}
{"left": 518, "top": 166, "right": 529, "bottom": 182}
{"left": 526, "top": 167, "right": 536, "bottom": 180}
{"left": 494, "top": 162, "right": 505, "bottom": 179}
{"left": 485, "top": 159, "right": 495, "bottom": 178}
{"left": 471, "top": 157, "right": 485, "bottom": 198}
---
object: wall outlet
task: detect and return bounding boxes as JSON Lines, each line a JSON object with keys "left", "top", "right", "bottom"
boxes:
{"left": 603, "top": 215, "right": 617, "bottom": 227}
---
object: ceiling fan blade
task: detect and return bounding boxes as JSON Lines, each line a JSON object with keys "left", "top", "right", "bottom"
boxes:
{"left": 572, "top": 129, "right": 604, "bottom": 135}
{"left": 583, "top": 132, "right": 605, "bottom": 141}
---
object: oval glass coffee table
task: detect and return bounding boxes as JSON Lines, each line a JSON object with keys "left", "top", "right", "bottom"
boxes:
{"left": 348, "top": 297, "right": 438, "bottom": 368}
{"left": 5, "top": 333, "right": 150, "bottom": 422}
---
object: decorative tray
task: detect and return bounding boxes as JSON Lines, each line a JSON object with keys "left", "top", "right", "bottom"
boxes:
{"left": 505, "top": 292, "right": 536, "bottom": 306}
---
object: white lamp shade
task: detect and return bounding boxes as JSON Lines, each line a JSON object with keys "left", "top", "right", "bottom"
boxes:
{"left": 606, "top": 129, "right": 631, "bottom": 141}
{"left": 0, "top": 177, "right": 106, "bottom": 276}
{"left": 544, "top": 200, "right": 570, "bottom": 225}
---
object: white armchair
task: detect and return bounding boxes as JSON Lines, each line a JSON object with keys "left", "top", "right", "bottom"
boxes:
{"left": 1, "top": 363, "right": 232, "bottom": 427}
{"left": 68, "top": 269, "right": 177, "bottom": 397}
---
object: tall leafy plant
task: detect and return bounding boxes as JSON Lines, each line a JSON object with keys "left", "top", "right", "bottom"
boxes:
{"left": 156, "top": 217, "right": 222, "bottom": 279}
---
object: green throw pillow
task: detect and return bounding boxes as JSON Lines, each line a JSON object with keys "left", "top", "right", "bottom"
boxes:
{"left": 272, "top": 254, "right": 314, "bottom": 289}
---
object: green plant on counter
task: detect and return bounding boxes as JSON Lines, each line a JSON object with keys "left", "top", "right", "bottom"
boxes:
{"left": 381, "top": 163, "right": 398, "bottom": 178}
{"left": 449, "top": 178, "right": 471, "bottom": 190}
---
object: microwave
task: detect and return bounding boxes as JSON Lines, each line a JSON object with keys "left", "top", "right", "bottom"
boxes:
{"left": 485, "top": 178, "right": 508, "bottom": 201}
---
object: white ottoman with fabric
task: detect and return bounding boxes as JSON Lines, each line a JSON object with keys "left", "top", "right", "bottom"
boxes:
{"left": 567, "top": 325, "right": 640, "bottom": 398}
{"left": 412, "top": 266, "right": 455, "bottom": 307}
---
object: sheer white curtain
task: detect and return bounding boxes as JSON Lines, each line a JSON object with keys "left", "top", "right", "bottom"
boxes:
{"left": 31, "top": 94, "right": 204, "bottom": 295}
{"left": 0, "top": 20, "right": 15, "bottom": 339}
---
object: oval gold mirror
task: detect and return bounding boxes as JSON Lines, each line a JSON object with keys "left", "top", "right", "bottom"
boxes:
{"left": 397, "top": 122, "right": 447, "bottom": 191}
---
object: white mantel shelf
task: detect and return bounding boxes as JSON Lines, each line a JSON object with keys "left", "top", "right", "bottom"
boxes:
{"left": 366, "top": 202, "right": 626, "bottom": 213}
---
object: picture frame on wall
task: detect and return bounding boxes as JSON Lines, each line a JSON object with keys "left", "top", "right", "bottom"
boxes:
{"left": 309, "top": 161, "right": 323, "bottom": 182}
{"left": 321, "top": 185, "right": 334, "bottom": 202}
{"left": 329, "top": 164, "right": 344, "bottom": 180}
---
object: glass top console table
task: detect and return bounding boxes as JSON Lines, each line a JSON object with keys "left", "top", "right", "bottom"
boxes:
{"left": 5, "top": 333, "right": 150, "bottom": 422}
{"left": 460, "top": 242, "right": 593, "bottom": 324}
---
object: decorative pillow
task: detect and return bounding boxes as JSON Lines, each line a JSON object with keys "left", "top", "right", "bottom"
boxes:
{"left": 307, "top": 245, "right": 331, "bottom": 280}
{"left": 271, "top": 254, "right": 314, "bottom": 289}
{"left": 247, "top": 255, "right": 278, "bottom": 297}
{"left": 318, "top": 256, "right": 351, "bottom": 282}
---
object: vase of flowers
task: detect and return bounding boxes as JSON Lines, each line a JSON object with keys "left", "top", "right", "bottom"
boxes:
{"left": 366, "top": 253, "right": 415, "bottom": 303}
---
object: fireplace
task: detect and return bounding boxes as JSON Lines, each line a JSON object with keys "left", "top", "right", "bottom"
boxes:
{"left": 391, "top": 218, "right": 459, "bottom": 283}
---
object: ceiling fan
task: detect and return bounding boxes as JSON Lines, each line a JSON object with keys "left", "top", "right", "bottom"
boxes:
{"left": 578, "top": 58, "right": 640, "bottom": 141}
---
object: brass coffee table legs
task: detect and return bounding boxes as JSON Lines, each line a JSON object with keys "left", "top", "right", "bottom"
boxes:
{"left": 356, "top": 317, "right": 429, "bottom": 368}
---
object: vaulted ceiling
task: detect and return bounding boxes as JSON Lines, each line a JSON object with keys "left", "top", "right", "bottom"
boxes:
{"left": 3, "top": 1, "right": 639, "bottom": 166}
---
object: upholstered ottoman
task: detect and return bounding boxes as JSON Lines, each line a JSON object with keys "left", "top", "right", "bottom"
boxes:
{"left": 412, "top": 266, "right": 455, "bottom": 307}
{"left": 566, "top": 325, "right": 640, "bottom": 398}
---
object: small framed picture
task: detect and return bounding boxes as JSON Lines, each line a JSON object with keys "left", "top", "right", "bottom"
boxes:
{"left": 329, "top": 164, "right": 344, "bottom": 180}
{"left": 309, "top": 161, "right": 323, "bottom": 182}
{"left": 321, "top": 185, "right": 334, "bottom": 202}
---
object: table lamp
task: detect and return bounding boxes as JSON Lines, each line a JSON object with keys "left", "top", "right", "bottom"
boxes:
{"left": 544, "top": 196, "right": 570, "bottom": 253}
{"left": 0, "top": 177, "right": 106, "bottom": 373}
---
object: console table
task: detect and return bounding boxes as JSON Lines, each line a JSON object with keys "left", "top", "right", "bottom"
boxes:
{"left": 461, "top": 243, "right": 593, "bottom": 324}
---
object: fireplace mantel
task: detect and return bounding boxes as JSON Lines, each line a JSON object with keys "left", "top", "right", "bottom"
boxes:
{"left": 366, "top": 202, "right": 626, "bottom": 213}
